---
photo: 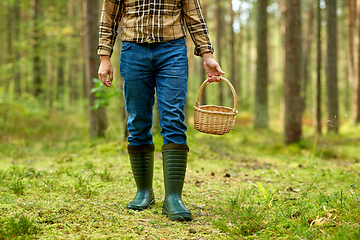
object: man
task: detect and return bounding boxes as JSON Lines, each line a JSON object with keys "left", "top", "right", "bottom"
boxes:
{"left": 97, "top": 0, "right": 224, "bottom": 221}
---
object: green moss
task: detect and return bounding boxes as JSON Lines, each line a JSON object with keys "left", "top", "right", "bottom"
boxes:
{"left": 1, "top": 95, "right": 360, "bottom": 239}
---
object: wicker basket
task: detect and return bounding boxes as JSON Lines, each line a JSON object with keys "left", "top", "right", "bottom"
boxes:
{"left": 194, "top": 77, "right": 238, "bottom": 135}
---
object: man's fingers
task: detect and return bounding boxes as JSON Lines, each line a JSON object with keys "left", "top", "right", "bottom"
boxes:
{"left": 105, "top": 70, "right": 113, "bottom": 87}
{"left": 109, "top": 70, "right": 114, "bottom": 82}
{"left": 203, "top": 58, "right": 224, "bottom": 84}
{"left": 98, "top": 71, "right": 103, "bottom": 81}
{"left": 98, "top": 59, "right": 114, "bottom": 87}
{"left": 212, "top": 76, "right": 221, "bottom": 82}
{"left": 99, "top": 72, "right": 111, "bottom": 87}
{"left": 101, "top": 72, "right": 108, "bottom": 82}
{"left": 216, "top": 65, "right": 225, "bottom": 75}
{"left": 207, "top": 75, "right": 221, "bottom": 84}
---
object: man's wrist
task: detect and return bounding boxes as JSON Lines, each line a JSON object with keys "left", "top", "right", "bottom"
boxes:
{"left": 100, "top": 55, "right": 111, "bottom": 61}
{"left": 201, "top": 52, "right": 213, "bottom": 60}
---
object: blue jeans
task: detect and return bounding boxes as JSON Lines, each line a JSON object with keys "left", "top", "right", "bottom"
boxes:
{"left": 120, "top": 38, "right": 188, "bottom": 146}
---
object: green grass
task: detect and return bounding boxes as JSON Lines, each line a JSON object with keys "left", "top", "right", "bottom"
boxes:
{"left": 1, "top": 95, "right": 360, "bottom": 239}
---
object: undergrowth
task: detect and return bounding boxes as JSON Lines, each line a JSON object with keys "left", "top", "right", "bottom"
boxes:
{"left": 1, "top": 94, "right": 360, "bottom": 239}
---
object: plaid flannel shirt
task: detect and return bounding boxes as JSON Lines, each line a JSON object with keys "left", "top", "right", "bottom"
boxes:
{"left": 97, "top": 0, "right": 214, "bottom": 57}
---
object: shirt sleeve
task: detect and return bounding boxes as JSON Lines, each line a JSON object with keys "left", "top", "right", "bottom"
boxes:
{"left": 181, "top": 0, "right": 214, "bottom": 56}
{"left": 97, "top": 0, "right": 123, "bottom": 57}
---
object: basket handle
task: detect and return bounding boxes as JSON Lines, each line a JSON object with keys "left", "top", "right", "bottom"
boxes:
{"left": 195, "top": 77, "right": 237, "bottom": 111}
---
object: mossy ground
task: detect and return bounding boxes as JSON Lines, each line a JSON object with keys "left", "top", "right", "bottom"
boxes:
{"left": 1, "top": 97, "right": 360, "bottom": 239}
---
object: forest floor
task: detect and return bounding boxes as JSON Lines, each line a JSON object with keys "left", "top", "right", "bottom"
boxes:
{"left": 0, "top": 96, "right": 360, "bottom": 239}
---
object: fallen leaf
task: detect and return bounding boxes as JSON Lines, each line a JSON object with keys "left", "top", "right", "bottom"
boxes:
{"left": 312, "top": 216, "right": 325, "bottom": 226}
{"left": 195, "top": 204, "right": 206, "bottom": 209}
{"left": 287, "top": 187, "right": 300, "bottom": 193}
{"left": 138, "top": 219, "right": 149, "bottom": 222}
{"left": 189, "top": 228, "right": 197, "bottom": 233}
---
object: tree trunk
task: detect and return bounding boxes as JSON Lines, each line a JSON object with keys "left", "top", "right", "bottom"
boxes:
{"left": 57, "top": 41, "right": 66, "bottom": 106}
{"left": 346, "top": 0, "right": 359, "bottom": 122}
{"left": 0, "top": 1, "right": 4, "bottom": 87}
{"left": 216, "top": 0, "right": 223, "bottom": 106}
{"left": 357, "top": 0, "right": 360, "bottom": 122}
{"left": 23, "top": 8, "right": 31, "bottom": 94}
{"left": 6, "top": 3, "right": 13, "bottom": 94}
{"left": 200, "top": 2, "right": 207, "bottom": 105}
{"left": 85, "top": 0, "right": 107, "bottom": 138}
{"left": 302, "top": 1, "right": 315, "bottom": 113}
{"left": 236, "top": 3, "right": 243, "bottom": 108}
{"left": 326, "top": 0, "right": 339, "bottom": 133}
{"left": 284, "top": 0, "right": 302, "bottom": 143}
{"left": 229, "top": 0, "right": 235, "bottom": 84}
{"left": 82, "top": 1, "right": 88, "bottom": 100}
{"left": 254, "top": 0, "right": 269, "bottom": 129}
{"left": 279, "top": 0, "right": 286, "bottom": 126}
{"left": 13, "top": 2, "right": 21, "bottom": 96}
{"left": 315, "top": 0, "right": 322, "bottom": 135}
{"left": 33, "top": 0, "right": 43, "bottom": 98}
{"left": 68, "top": 0, "right": 76, "bottom": 103}
{"left": 340, "top": 0, "right": 350, "bottom": 113}
{"left": 244, "top": 0, "right": 253, "bottom": 110}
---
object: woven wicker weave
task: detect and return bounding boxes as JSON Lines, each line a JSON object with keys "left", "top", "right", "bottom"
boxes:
{"left": 194, "top": 77, "right": 238, "bottom": 135}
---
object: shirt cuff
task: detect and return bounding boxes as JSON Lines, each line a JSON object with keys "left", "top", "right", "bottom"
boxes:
{"left": 97, "top": 46, "right": 113, "bottom": 57}
{"left": 194, "top": 45, "right": 214, "bottom": 56}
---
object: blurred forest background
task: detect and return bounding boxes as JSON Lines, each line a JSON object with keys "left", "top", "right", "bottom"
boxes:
{"left": 0, "top": 0, "right": 359, "bottom": 144}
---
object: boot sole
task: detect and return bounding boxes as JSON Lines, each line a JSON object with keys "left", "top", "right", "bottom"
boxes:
{"left": 162, "top": 209, "right": 192, "bottom": 221}
{"left": 126, "top": 199, "right": 155, "bottom": 211}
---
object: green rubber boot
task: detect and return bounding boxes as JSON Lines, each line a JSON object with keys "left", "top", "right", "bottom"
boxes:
{"left": 162, "top": 143, "right": 192, "bottom": 221}
{"left": 126, "top": 144, "right": 155, "bottom": 211}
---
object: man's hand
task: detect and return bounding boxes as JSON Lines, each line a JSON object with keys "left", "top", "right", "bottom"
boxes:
{"left": 98, "top": 55, "right": 113, "bottom": 87}
{"left": 202, "top": 52, "right": 225, "bottom": 83}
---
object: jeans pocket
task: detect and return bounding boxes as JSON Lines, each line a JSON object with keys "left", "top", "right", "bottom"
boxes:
{"left": 121, "top": 41, "right": 133, "bottom": 52}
